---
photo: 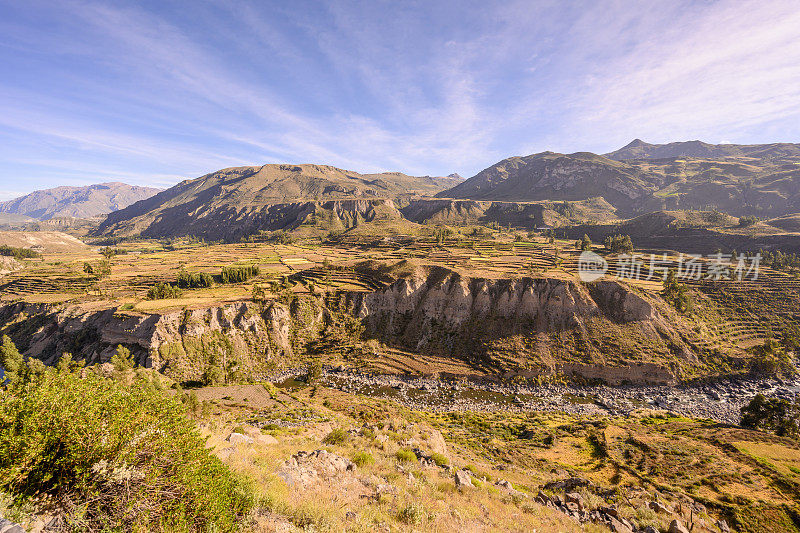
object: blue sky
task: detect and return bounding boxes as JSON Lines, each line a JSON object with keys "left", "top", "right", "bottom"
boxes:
{"left": 1, "top": 0, "right": 799, "bottom": 199}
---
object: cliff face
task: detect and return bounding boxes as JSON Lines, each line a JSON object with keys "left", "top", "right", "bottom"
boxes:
{"left": 0, "top": 268, "right": 689, "bottom": 384}
{"left": 0, "top": 298, "right": 327, "bottom": 381}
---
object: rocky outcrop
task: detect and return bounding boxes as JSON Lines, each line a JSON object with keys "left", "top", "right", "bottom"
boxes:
{"left": 0, "top": 298, "right": 327, "bottom": 381}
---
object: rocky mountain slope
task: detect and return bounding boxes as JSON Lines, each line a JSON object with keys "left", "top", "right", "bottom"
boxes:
{"left": 438, "top": 141, "right": 800, "bottom": 218}
{"left": 93, "top": 165, "right": 461, "bottom": 240}
{"left": 0, "top": 182, "right": 161, "bottom": 220}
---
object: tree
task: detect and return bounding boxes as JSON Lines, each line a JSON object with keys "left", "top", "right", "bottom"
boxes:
{"left": 604, "top": 234, "right": 634, "bottom": 253}
{"left": 662, "top": 269, "right": 693, "bottom": 314}
{"left": 577, "top": 234, "right": 592, "bottom": 251}
{"left": 0, "top": 335, "right": 24, "bottom": 388}
{"left": 111, "top": 344, "right": 135, "bottom": 372}
{"left": 741, "top": 394, "right": 800, "bottom": 439}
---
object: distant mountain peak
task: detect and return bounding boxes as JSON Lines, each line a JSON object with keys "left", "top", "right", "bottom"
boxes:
{"left": 447, "top": 173, "right": 464, "bottom": 180}
{"left": 0, "top": 182, "right": 162, "bottom": 220}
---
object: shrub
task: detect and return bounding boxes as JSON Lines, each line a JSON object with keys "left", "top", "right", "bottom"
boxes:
{"left": 0, "top": 370, "right": 253, "bottom": 530}
{"left": 351, "top": 451, "right": 375, "bottom": 467}
{"left": 738, "top": 215, "right": 759, "bottom": 227}
{"left": 430, "top": 452, "right": 449, "bottom": 467}
{"left": 0, "top": 245, "right": 39, "bottom": 259}
{"left": 146, "top": 282, "right": 183, "bottom": 300}
{"left": 397, "top": 502, "right": 425, "bottom": 525}
{"left": 741, "top": 394, "right": 800, "bottom": 439}
{"left": 322, "top": 428, "right": 349, "bottom": 445}
{"left": 395, "top": 449, "right": 417, "bottom": 463}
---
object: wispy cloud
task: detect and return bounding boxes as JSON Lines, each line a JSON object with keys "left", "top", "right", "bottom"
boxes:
{"left": 0, "top": 0, "right": 798, "bottom": 197}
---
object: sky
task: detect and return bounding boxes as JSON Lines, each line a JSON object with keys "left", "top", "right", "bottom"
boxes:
{"left": 1, "top": 0, "right": 800, "bottom": 200}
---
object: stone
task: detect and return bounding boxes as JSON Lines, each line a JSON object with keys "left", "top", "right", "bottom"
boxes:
{"left": 599, "top": 505, "right": 619, "bottom": 518}
{"left": 227, "top": 432, "right": 254, "bottom": 445}
{"left": 256, "top": 434, "right": 279, "bottom": 445}
{"left": 608, "top": 516, "right": 633, "bottom": 533}
{"left": 668, "top": 519, "right": 690, "bottom": 533}
{"left": 454, "top": 469, "right": 473, "bottom": 488}
{"left": 0, "top": 517, "right": 26, "bottom": 533}
{"left": 716, "top": 519, "right": 731, "bottom": 533}
{"left": 565, "top": 492, "right": 584, "bottom": 510}
{"left": 425, "top": 428, "right": 448, "bottom": 456}
{"left": 648, "top": 500, "right": 671, "bottom": 514}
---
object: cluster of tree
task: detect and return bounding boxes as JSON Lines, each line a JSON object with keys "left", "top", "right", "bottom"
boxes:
{"left": 702, "top": 208, "right": 730, "bottom": 226}
{"left": 741, "top": 394, "right": 800, "bottom": 440}
{"left": 603, "top": 234, "right": 634, "bottom": 253}
{"left": 433, "top": 225, "right": 454, "bottom": 245}
{"left": 662, "top": 269, "right": 693, "bottom": 314}
{"left": 146, "top": 282, "right": 183, "bottom": 300}
{"left": 0, "top": 244, "right": 40, "bottom": 259}
{"left": 574, "top": 234, "right": 592, "bottom": 251}
{"left": 220, "top": 265, "right": 260, "bottom": 284}
{"left": 83, "top": 260, "right": 111, "bottom": 278}
{"left": 177, "top": 269, "right": 214, "bottom": 288}
{"left": 758, "top": 249, "right": 800, "bottom": 271}
{"left": 100, "top": 247, "right": 127, "bottom": 259}
{"left": 738, "top": 215, "right": 759, "bottom": 227}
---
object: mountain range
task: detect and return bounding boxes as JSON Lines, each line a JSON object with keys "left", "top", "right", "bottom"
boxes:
{"left": 439, "top": 140, "right": 800, "bottom": 217}
{"left": 0, "top": 182, "right": 161, "bottom": 220}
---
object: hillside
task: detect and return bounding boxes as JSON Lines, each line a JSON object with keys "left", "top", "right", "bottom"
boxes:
{"left": 0, "top": 182, "right": 161, "bottom": 220}
{"left": 606, "top": 138, "right": 800, "bottom": 161}
{"left": 439, "top": 143, "right": 800, "bottom": 217}
{"left": 93, "top": 164, "right": 462, "bottom": 240}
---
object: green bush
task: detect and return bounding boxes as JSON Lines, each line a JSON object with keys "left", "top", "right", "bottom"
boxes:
{"left": 0, "top": 370, "right": 253, "bottom": 531}
{"left": 351, "top": 451, "right": 375, "bottom": 467}
{"left": 430, "top": 452, "right": 449, "bottom": 467}
{"left": 146, "top": 282, "right": 183, "bottom": 300}
{"left": 0, "top": 245, "right": 40, "bottom": 259}
{"left": 322, "top": 428, "right": 349, "bottom": 445}
{"left": 395, "top": 449, "right": 417, "bottom": 463}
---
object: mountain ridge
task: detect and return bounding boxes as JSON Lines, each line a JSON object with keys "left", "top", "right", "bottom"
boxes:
{"left": 0, "top": 182, "right": 162, "bottom": 220}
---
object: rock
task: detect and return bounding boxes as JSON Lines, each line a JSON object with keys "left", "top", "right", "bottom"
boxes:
{"left": 668, "top": 519, "right": 690, "bottom": 533}
{"left": 643, "top": 527, "right": 659, "bottom": 533}
{"left": 256, "top": 434, "right": 279, "bottom": 445}
{"left": 716, "top": 519, "right": 731, "bottom": 533}
{"left": 454, "top": 469, "right": 473, "bottom": 488}
{"left": 425, "top": 428, "right": 448, "bottom": 456}
{"left": 648, "top": 500, "right": 671, "bottom": 514}
{"left": 217, "top": 446, "right": 236, "bottom": 461}
{"left": 241, "top": 425, "right": 262, "bottom": 438}
{"left": 599, "top": 505, "right": 619, "bottom": 518}
{"left": 608, "top": 516, "right": 633, "bottom": 533}
{"left": 276, "top": 449, "right": 356, "bottom": 489}
{"left": 565, "top": 492, "right": 584, "bottom": 510}
{"left": 0, "top": 516, "right": 26, "bottom": 533}
{"left": 227, "top": 432, "right": 254, "bottom": 445}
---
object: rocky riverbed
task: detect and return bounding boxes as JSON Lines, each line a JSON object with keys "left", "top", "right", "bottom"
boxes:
{"left": 273, "top": 368, "right": 800, "bottom": 425}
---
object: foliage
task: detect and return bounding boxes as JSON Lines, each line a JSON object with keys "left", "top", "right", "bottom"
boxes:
{"left": 603, "top": 234, "right": 633, "bottom": 253}
{"left": 146, "top": 282, "right": 183, "bottom": 300}
{"left": 176, "top": 269, "right": 213, "bottom": 289}
{"left": 219, "top": 265, "right": 260, "bottom": 284}
{"left": 0, "top": 369, "right": 253, "bottom": 531}
{"left": 0, "top": 335, "right": 24, "bottom": 388}
{"left": 110, "top": 344, "right": 135, "bottom": 372}
{"left": 0, "top": 245, "right": 40, "bottom": 260}
{"left": 662, "top": 269, "right": 693, "bottom": 314}
{"left": 351, "top": 451, "right": 374, "bottom": 467}
{"left": 395, "top": 449, "right": 417, "bottom": 463}
{"left": 322, "top": 428, "right": 349, "bottom": 445}
{"left": 741, "top": 394, "right": 800, "bottom": 440}
{"left": 83, "top": 260, "right": 111, "bottom": 278}
{"left": 738, "top": 215, "right": 759, "bottom": 227}
{"left": 575, "top": 234, "right": 592, "bottom": 251}
{"left": 430, "top": 452, "right": 449, "bottom": 467}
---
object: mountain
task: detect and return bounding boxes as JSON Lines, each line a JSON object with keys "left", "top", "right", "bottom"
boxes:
{"left": 439, "top": 143, "right": 800, "bottom": 217}
{"left": 0, "top": 182, "right": 161, "bottom": 220}
{"left": 605, "top": 139, "right": 800, "bottom": 161}
{"left": 93, "top": 164, "right": 462, "bottom": 240}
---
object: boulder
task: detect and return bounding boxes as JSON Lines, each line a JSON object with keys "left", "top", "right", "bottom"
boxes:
{"left": 454, "top": 469, "right": 473, "bottom": 488}
{"left": 565, "top": 492, "right": 584, "bottom": 510}
{"left": 227, "top": 432, "right": 254, "bottom": 445}
{"left": 648, "top": 500, "right": 671, "bottom": 514}
{"left": 256, "top": 434, "right": 279, "bottom": 445}
{"left": 716, "top": 519, "right": 731, "bottom": 533}
{"left": 608, "top": 516, "right": 633, "bottom": 533}
{"left": 668, "top": 519, "right": 690, "bottom": 533}
{"left": 0, "top": 517, "right": 26, "bottom": 533}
